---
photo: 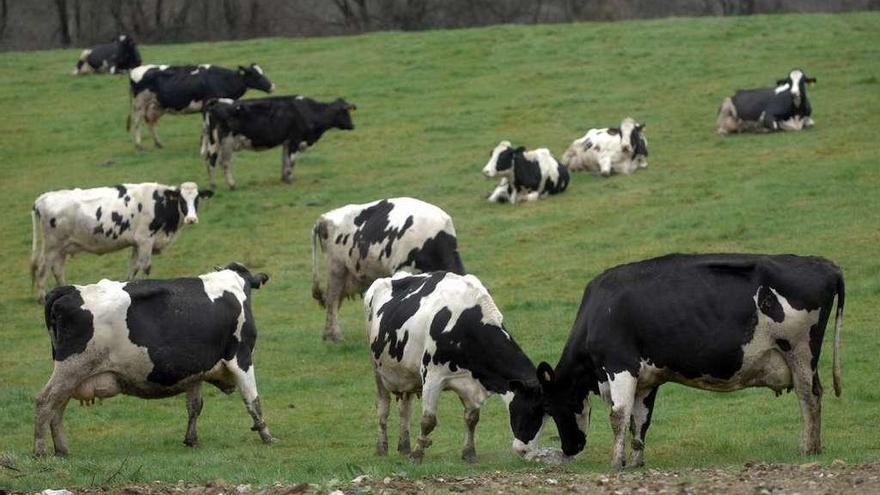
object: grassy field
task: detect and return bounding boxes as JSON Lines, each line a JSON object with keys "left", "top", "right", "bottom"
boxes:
{"left": 1, "top": 12, "right": 879, "bottom": 492}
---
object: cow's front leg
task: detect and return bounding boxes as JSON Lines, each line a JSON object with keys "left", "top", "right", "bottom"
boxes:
{"left": 132, "top": 241, "right": 154, "bottom": 279}
{"left": 607, "top": 371, "right": 637, "bottom": 470}
{"left": 782, "top": 344, "right": 823, "bottom": 455}
{"left": 230, "top": 362, "right": 276, "bottom": 444}
{"left": 374, "top": 371, "right": 391, "bottom": 456}
{"left": 127, "top": 246, "right": 140, "bottom": 279}
{"left": 461, "top": 405, "right": 480, "bottom": 463}
{"left": 411, "top": 377, "right": 441, "bottom": 463}
{"left": 629, "top": 386, "right": 658, "bottom": 468}
{"left": 486, "top": 179, "right": 510, "bottom": 203}
{"left": 598, "top": 155, "right": 613, "bottom": 177}
{"left": 184, "top": 383, "right": 204, "bottom": 447}
{"left": 280, "top": 142, "right": 295, "bottom": 184}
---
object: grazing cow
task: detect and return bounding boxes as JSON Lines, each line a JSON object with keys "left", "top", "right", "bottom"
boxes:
{"left": 73, "top": 35, "right": 142, "bottom": 75}
{"left": 537, "top": 253, "right": 844, "bottom": 470}
{"left": 200, "top": 95, "right": 357, "bottom": 189}
{"left": 34, "top": 262, "right": 274, "bottom": 456}
{"left": 128, "top": 64, "right": 274, "bottom": 150}
{"left": 311, "top": 197, "right": 465, "bottom": 342}
{"left": 717, "top": 69, "right": 816, "bottom": 134}
{"left": 365, "top": 271, "right": 546, "bottom": 462}
{"left": 31, "top": 182, "right": 213, "bottom": 304}
{"left": 482, "top": 141, "right": 569, "bottom": 204}
{"left": 560, "top": 118, "right": 648, "bottom": 177}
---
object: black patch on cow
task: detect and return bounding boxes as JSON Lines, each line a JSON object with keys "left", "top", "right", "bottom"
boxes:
{"left": 582, "top": 138, "right": 593, "bottom": 150}
{"left": 115, "top": 185, "right": 127, "bottom": 198}
{"left": 44, "top": 286, "right": 94, "bottom": 361}
{"left": 49, "top": 218, "right": 56, "bottom": 228}
{"left": 350, "top": 200, "right": 414, "bottom": 261}
{"left": 776, "top": 338, "right": 792, "bottom": 352}
{"left": 631, "top": 127, "right": 648, "bottom": 157}
{"left": 512, "top": 151, "right": 542, "bottom": 192}
{"left": 335, "top": 234, "right": 344, "bottom": 244}
{"left": 758, "top": 286, "right": 785, "bottom": 323}
{"left": 95, "top": 206, "right": 102, "bottom": 221}
{"left": 123, "top": 278, "right": 253, "bottom": 386}
{"left": 639, "top": 387, "right": 659, "bottom": 442}
{"left": 607, "top": 128, "right": 620, "bottom": 136}
{"left": 111, "top": 211, "right": 131, "bottom": 235}
{"left": 124, "top": 195, "right": 131, "bottom": 207}
{"left": 138, "top": 202, "right": 143, "bottom": 212}
{"left": 149, "top": 190, "right": 181, "bottom": 236}
{"left": 544, "top": 162, "right": 570, "bottom": 196}
{"left": 371, "top": 273, "right": 445, "bottom": 361}
{"left": 399, "top": 231, "right": 466, "bottom": 275}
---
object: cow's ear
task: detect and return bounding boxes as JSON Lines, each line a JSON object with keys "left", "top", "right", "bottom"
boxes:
{"left": 198, "top": 190, "right": 214, "bottom": 199}
{"left": 165, "top": 189, "right": 181, "bottom": 198}
{"left": 509, "top": 379, "right": 537, "bottom": 395}
{"left": 537, "top": 362, "right": 555, "bottom": 389}
{"left": 514, "top": 146, "right": 526, "bottom": 154}
{"left": 637, "top": 122, "right": 646, "bottom": 130}
{"left": 238, "top": 66, "right": 247, "bottom": 75}
{"left": 805, "top": 77, "right": 817, "bottom": 84}
{"left": 251, "top": 273, "right": 270, "bottom": 289}
{"left": 776, "top": 78, "right": 788, "bottom": 86}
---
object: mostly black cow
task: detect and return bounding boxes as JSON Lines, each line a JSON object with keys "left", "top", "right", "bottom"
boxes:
{"left": 312, "top": 197, "right": 465, "bottom": 342}
{"left": 482, "top": 141, "right": 569, "bottom": 204}
{"left": 538, "top": 253, "right": 843, "bottom": 469}
{"left": 128, "top": 64, "right": 274, "bottom": 150}
{"left": 31, "top": 182, "right": 213, "bottom": 304}
{"left": 717, "top": 69, "right": 816, "bottom": 134}
{"left": 34, "top": 262, "right": 274, "bottom": 457}
{"left": 73, "top": 35, "right": 142, "bottom": 75}
{"left": 366, "top": 271, "right": 546, "bottom": 462}
{"left": 200, "top": 95, "right": 356, "bottom": 189}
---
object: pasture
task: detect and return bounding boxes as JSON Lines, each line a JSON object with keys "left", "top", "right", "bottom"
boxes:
{"left": 1, "top": 11, "right": 879, "bottom": 492}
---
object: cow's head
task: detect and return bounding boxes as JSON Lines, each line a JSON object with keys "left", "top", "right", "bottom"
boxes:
{"left": 776, "top": 69, "right": 816, "bottom": 107}
{"left": 217, "top": 262, "right": 270, "bottom": 289}
{"left": 507, "top": 379, "right": 547, "bottom": 456}
{"left": 482, "top": 141, "right": 524, "bottom": 178}
{"left": 619, "top": 118, "right": 646, "bottom": 157}
{"left": 176, "top": 182, "right": 213, "bottom": 225}
{"left": 536, "top": 361, "right": 590, "bottom": 457}
{"left": 329, "top": 98, "right": 357, "bottom": 130}
{"left": 116, "top": 34, "right": 141, "bottom": 70}
{"left": 240, "top": 64, "right": 274, "bottom": 93}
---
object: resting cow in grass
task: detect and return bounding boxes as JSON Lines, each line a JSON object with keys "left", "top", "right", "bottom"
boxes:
{"left": 365, "top": 271, "right": 546, "bottom": 462}
{"left": 482, "top": 141, "right": 569, "bottom": 204}
{"left": 73, "top": 35, "right": 142, "bottom": 75}
{"left": 128, "top": 63, "right": 274, "bottom": 150}
{"left": 34, "top": 262, "right": 274, "bottom": 456}
{"left": 31, "top": 182, "right": 213, "bottom": 304}
{"left": 200, "top": 95, "right": 356, "bottom": 189}
{"left": 538, "top": 253, "right": 844, "bottom": 470}
{"left": 561, "top": 118, "right": 648, "bottom": 177}
{"left": 311, "top": 197, "right": 465, "bottom": 342}
{"left": 717, "top": 69, "right": 816, "bottom": 134}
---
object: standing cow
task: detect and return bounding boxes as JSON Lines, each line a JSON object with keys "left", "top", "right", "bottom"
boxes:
{"left": 538, "top": 254, "right": 844, "bottom": 470}
{"left": 482, "top": 141, "right": 569, "bottom": 204}
{"left": 717, "top": 69, "right": 816, "bottom": 134}
{"left": 200, "top": 95, "right": 357, "bottom": 189}
{"left": 128, "top": 64, "right": 274, "bottom": 150}
{"left": 560, "top": 118, "right": 648, "bottom": 177}
{"left": 311, "top": 197, "right": 465, "bottom": 342}
{"left": 34, "top": 262, "right": 274, "bottom": 456}
{"left": 73, "top": 35, "right": 142, "bottom": 75}
{"left": 31, "top": 182, "right": 213, "bottom": 304}
{"left": 366, "top": 271, "right": 547, "bottom": 462}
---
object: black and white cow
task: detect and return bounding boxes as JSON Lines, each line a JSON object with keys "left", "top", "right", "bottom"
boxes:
{"left": 31, "top": 182, "right": 213, "bottom": 304}
{"left": 537, "top": 253, "right": 844, "bottom": 470}
{"left": 482, "top": 141, "right": 569, "bottom": 204}
{"left": 365, "top": 271, "right": 546, "bottom": 462}
{"left": 311, "top": 197, "right": 465, "bottom": 342}
{"left": 717, "top": 69, "right": 816, "bottom": 134}
{"left": 34, "top": 262, "right": 274, "bottom": 456}
{"left": 72, "top": 35, "right": 142, "bottom": 75}
{"left": 200, "top": 95, "right": 356, "bottom": 189}
{"left": 128, "top": 64, "right": 274, "bottom": 150}
{"left": 560, "top": 118, "right": 648, "bottom": 177}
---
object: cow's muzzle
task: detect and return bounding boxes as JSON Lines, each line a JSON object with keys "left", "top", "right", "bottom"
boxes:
{"left": 184, "top": 216, "right": 199, "bottom": 225}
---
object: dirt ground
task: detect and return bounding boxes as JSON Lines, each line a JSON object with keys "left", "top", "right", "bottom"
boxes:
{"left": 35, "top": 462, "right": 879, "bottom": 495}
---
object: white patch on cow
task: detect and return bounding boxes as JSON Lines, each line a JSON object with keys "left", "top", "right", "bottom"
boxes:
{"left": 199, "top": 269, "right": 248, "bottom": 340}
{"left": 575, "top": 395, "right": 591, "bottom": 436}
{"left": 178, "top": 181, "right": 200, "bottom": 224}
{"left": 217, "top": 98, "right": 235, "bottom": 104}
{"left": 186, "top": 100, "right": 203, "bottom": 111}
{"left": 252, "top": 64, "right": 264, "bottom": 75}
{"left": 788, "top": 69, "right": 804, "bottom": 98}
{"left": 774, "top": 82, "right": 791, "bottom": 94}
{"left": 119, "top": 35, "right": 127, "bottom": 41}
{"left": 200, "top": 64, "right": 211, "bottom": 69}
{"left": 561, "top": 117, "right": 646, "bottom": 176}
{"left": 130, "top": 65, "right": 158, "bottom": 83}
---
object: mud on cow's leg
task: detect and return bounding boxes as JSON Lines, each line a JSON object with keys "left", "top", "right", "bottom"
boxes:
{"left": 49, "top": 398, "right": 71, "bottom": 457}
{"left": 629, "top": 386, "right": 658, "bottom": 468}
{"left": 411, "top": 378, "right": 441, "bottom": 463}
{"left": 220, "top": 138, "right": 236, "bottom": 190}
{"left": 398, "top": 392, "right": 414, "bottom": 455}
{"left": 322, "top": 266, "right": 347, "bottom": 342}
{"left": 607, "top": 371, "right": 638, "bottom": 470}
{"left": 146, "top": 104, "right": 163, "bottom": 148}
{"left": 34, "top": 365, "right": 88, "bottom": 457}
{"left": 280, "top": 142, "right": 295, "bottom": 184}
{"left": 374, "top": 371, "right": 391, "bottom": 456}
{"left": 229, "top": 361, "right": 275, "bottom": 444}
{"left": 461, "top": 404, "right": 480, "bottom": 463}
{"left": 783, "top": 343, "right": 823, "bottom": 455}
{"left": 184, "top": 383, "right": 204, "bottom": 447}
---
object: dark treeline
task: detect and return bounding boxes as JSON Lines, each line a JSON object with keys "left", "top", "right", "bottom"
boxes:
{"left": 2, "top": 0, "right": 877, "bottom": 52}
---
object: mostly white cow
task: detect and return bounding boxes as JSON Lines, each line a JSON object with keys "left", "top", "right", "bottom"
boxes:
{"left": 34, "top": 262, "right": 273, "bottom": 456}
{"left": 128, "top": 64, "right": 274, "bottom": 150}
{"left": 717, "top": 69, "right": 816, "bottom": 134}
{"left": 73, "top": 35, "right": 142, "bottom": 75}
{"left": 200, "top": 95, "right": 356, "bottom": 189}
{"left": 482, "top": 141, "right": 569, "bottom": 204}
{"left": 365, "top": 271, "right": 546, "bottom": 462}
{"left": 311, "top": 197, "right": 465, "bottom": 342}
{"left": 31, "top": 182, "right": 213, "bottom": 304}
{"left": 561, "top": 118, "right": 648, "bottom": 176}
{"left": 538, "top": 253, "right": 844, "bottom": 470}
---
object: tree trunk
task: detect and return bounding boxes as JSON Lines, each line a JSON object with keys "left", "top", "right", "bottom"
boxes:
{"left": 55, "top": 0, "right": 71, "bottom": 46}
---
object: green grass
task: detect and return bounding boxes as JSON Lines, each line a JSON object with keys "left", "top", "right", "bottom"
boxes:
{"left": 2, "top": 12, "right": 880, "bottom": 491}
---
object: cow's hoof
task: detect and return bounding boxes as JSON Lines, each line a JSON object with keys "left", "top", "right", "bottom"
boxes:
{"left": 462, "top": 448, "right": 477, "bottom": 463}
{"left": 281, "top": 177, "right": 293, "bottom": 185}
{"left": 54, "top": 449, "right": 69, "bottom": 458}
{"left": 154, "top": 142, "right": 163, "bottom": 149}
{"left": 409, "top": 451, "right": 424, "bottom": 464}
{"left": 322, "top": 332, "right": 343, "bottom": 343}
{"left": 135, "top": 144, "right": 145, "bottom": 151}
{"left": 397, "top": 439, "right": 411, "bottom": 455}
{"left": 228, "top": 184, "right": 236, "bottom": 191}
{"left": 184, "top": 438, "right": 198, "bottom": 447}
{"left": 376, "top": 442, "right": 388, "bottom": 456}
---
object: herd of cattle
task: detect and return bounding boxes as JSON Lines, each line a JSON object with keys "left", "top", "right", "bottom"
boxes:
{"left": 28, "top": 34, "right": 839, "bottom": 471}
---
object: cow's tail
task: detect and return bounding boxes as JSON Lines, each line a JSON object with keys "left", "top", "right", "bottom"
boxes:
{"left": 832, "top": 270, "right": 845, "bottom": 397}
{"left": 126, "top": 82, "right": 133, "bottom": 131}
{"left": 311, "top": 219, "right": 326, "bottom": 307}
{"left": 30, "top": 206, "right": 41, "bottom": 288}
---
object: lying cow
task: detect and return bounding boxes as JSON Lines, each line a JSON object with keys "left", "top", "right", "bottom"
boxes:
{"left": 34, "top": 262, "right": 274, "bottom": 456}
{"left": 482, "top": 141, "right": 569, "bottom": 204}
{"left": 31, "top": 182, "right": 213, "bottom": 304}
{"left": 717, "top": 69, "right": 816, "bottom": 134}
{"left": 538, "top": 253, "right": 844, "bottom": 469}
{"left": 312, "top": 197, "right": 465, "bottom": 342}
{"left": 73, "top": 34, "right": 142, "bottom": 75}
{"left": 560, "top": 118, "right": 648, "bottom": 177}
{"left": 128, "top": 63, "right": 274, "bottom": 150}
{"left": 366, "top": 271, "right": 546, "bottom": 462}
{"left": 200, "top": 95, "right": 356, "bottom": 189}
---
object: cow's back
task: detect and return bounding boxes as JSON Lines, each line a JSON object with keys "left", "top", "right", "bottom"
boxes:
{"left": 731, "top": 88, "right": 775, "bottom": 121}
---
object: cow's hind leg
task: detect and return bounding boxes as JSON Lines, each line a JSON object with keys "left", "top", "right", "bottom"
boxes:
{"left": 411, "top": 377, "right": 441, "bottom": 463}
{"left": 220, "top": 138, "right": 236, "bottom": 190}
{"left": 184, "top": 383, "right": 203, "bottom": 447}
{"left": 607, "top": 371, "right": 638, "bottom": 470}
{"left": 782, "top": 343, "right": 822, "bottom": 455}
{"left": 398, "top": 392, "right": 413, "bottom": 455}
{"left": 229, "top": 362, "right": 275, "bottom": 444}
{"left": 322, "top": 266, "right": 347, "bottom": 342}
{"left": 374, "top": 371, "right": 390, "bottom": 456}
{"left": 460, "top": 397, "right": 481, "bottom": 463}
{"left": 629, "top": 386, "right": 658, "bottom": 468}
{"left": 146, "top": 105, "right": 163, "bottom": 148}
{"left": 34, "top": 366, "right": 86, "bottom": 456}
{"left": 280, "top": 142, "right": 295, "bottom": 184}
{"left": 49, "top": 398, "right": 71, "bottom": 456}
{"left": 127, "top": 246, "right": 140, "bottom": 279}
